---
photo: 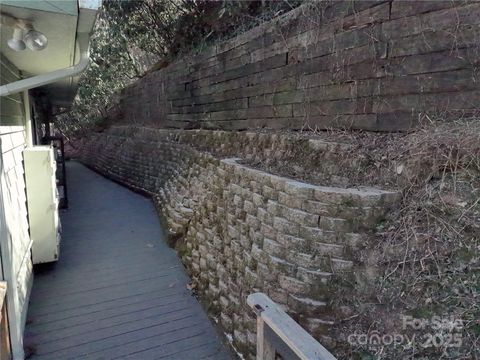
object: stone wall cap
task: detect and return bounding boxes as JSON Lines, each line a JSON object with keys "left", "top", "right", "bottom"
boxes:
{"left": 221, "top": 158, "right": 399, "bottom": 196}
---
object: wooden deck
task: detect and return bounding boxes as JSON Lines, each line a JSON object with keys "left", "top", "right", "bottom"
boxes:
{"left": 24, "top": 161, "right": 232, "bottom": 360}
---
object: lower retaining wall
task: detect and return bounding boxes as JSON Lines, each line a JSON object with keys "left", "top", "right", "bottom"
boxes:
{"left": 73, "top": 126, "right": 401, "bottom": 357}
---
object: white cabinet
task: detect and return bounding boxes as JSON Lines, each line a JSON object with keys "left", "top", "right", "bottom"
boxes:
{"left": 23, "top": 146, "right": 61, "bottom": 264}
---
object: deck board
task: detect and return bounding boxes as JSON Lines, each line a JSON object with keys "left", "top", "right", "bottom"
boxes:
{"left": 25, "top": 161, "right": 232, "bottom": 360}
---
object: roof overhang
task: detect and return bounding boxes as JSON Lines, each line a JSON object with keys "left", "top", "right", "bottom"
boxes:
{"left": 0, "top": 0, "right": 100, "bottom": 106}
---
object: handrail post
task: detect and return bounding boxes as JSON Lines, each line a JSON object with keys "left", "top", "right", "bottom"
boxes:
{"left": 252, "top": 303, "right": 275, "bottom": 360}
{"left": 247, "top": 292, "right": 337, "bottom": 360}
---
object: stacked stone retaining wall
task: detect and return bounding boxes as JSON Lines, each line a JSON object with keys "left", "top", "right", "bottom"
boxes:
{"left": 74, "top": 126, "right": 401, "bottom": 357}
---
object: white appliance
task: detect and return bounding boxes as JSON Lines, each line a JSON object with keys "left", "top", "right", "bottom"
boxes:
{"left": 23, "top": 146, "right": 61, "bottom": 264}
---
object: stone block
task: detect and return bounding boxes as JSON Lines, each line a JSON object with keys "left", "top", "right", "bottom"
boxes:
{"left": 252, "top": 193, "right": 264, "bottom": 207}
{"left": 233, "top": 329, "right": 248, "bottom": 347}
{"left": 288, "top": 294, "right": 327, "bottom": 313}
{"left": 213, "top": 235, "right": 223, "bottom": 250}
{"left": 283, "top": 180, "right": 316, "bottom": 199}
{"left": 266, "top": 200, "right": 282, "bottom": 216}
{"left": 228, "top": 292, "right": 241, "bottom": 308}
{"left": 262, "top": 185, "right": 278, "bottom": 200}
{"left": 266, "top": 285, "right": 289, "bottom": 305}
{"left": 223, "top": 246, "right": 233, "bottom": 258}
{"left": 225, "top": 259, "right": 234, "bottom": 271}
{"left": 229, "top": 183, "right": 244, "bottom": 196}
{"left": 344, "top": 232, "right": 364, "bottom": 249}
{"left": 260, "top": 223, "right": 277, "bottom": 239}
{"left": 233, "top": 312, "right": 243, "bottom": 327}
{"left": 250, "top": 180, "right": 263, "bottom": 194}
{"left": 227, "top": 213, "right": 237, "bottom": 225}
{"left": 243, "top": 250, "right": 254, "bottom": 268}
{"left": 191, "top": 262, "right": 200, "bottom": 273}
{"left": 217, "top": 264, "right": 227, "bottom": 282}
{"left": 244, "top": 200, "right": 257, "bottom": 215}
{"left": 283, "top": 207, "right": 319, "bottom": 227}
{"left": 268, "top": 174, "right": 286, "bottom": 191}
{"left": 297, "top": 267, "right": 332, "bottom": 285}
{"left": 220, "top": 296, "right": 230, "bottom": 308}
{"left": 191, "top": 249, "right": 200, "bottom": 262}
{"left": 245, "top": 213, "right": 261, "bottom": 230}
{"left": 286, "top": 251, "right": 319, "bottom": 269}
{"left": 298, "top": 226, "right": 338, "bottom": 244}
{"left": 240, "top": 234, "right": 252, "bottom": 249}
{"left": 273, "top": 216, "right": 300, "bottom": 237}
{"left": 301, "top": 200, "right": 329, "bottom": 216}
{"left": 198, "top": 244, "right": 208, "bottom": 255}
{"left": 206, "top": 253, "right": 217, "bottom": 270}
{"left": 234, "top": 254, "right": 245, "bottom": 271}
{"left": 256, "top": 207, "right": 273, "bottom": 226}
{"left": 313, "top": 242, "right": 345, "bottom": 257}
{"left": 245, "top": 266, "right": 260, "bottom": 287}
{"left": 251, "top": 230, "right": 264, "bottom": 246}
{"left": 221, "top": 312, "right": 234, "bottom": 332}
{"left": 313, "top": 186, "right": 401, "bottom": 207}
{"left": 231, "top": 240, "right": 242, "bottom": 254}
{"left": 268, "top": 256, "right": 296, "bottom": 276}
{"left": 331, "top": 258, "right": 354, "bottom": 272}
{"left": 390, "top": 0, "right": 457, "bottom": 19}
{"left": 263, "top": 238, "right": 286, "bottom": 258}
{"left": 257, "top": 262, "right": 277, "bottom": 282}
{"left": 251, "top": 243, "right": 267, "bottom": 263}
{"left": 279, "top": 275, "right": 309, "bottom": 295}
{"left": 318, "top": 216, "right": 352, "bottom": 232}
{"left": 276, "top": 233, "right": 309, "bottom": 250}
{"left": 208, "top": 282, "right": 220, "bottom": 297}
{"left": 233, "top": 194, "right": 243, "bottom": 207}
{"left": 199, "top": 257, "right": 208, "bottom": 271}
{"left": 278, "top": 192, "right": 304, "bottom": 209}
{"left": 227, "top": 224, "right": 240, "bottom": 239}
{"left": 303, "top": 317, "right": 334, "bottom": 335}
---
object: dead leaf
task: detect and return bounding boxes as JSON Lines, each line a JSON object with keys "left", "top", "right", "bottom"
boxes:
{"left": 187, "top": 282, "right": 197, "bottom": 290}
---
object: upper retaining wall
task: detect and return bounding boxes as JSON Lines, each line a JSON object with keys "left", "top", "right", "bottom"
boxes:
{"left": 112, "top": 0, "right": 480, "bottom": 131}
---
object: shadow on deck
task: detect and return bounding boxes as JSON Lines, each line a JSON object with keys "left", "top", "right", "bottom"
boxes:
{"left": 24, "top": 161, "right": 232, "bottom": 360}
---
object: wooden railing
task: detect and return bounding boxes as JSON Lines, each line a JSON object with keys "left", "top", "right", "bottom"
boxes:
{"left": 0, "top": 281, "right": 10, "bottom": 359}
{"left": 247, "top": 293, "right": 336, "bottom": 360}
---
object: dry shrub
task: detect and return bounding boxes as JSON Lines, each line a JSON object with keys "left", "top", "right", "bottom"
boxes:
{"left": 332, "top": 119, "right": 480, "bottom": 359}
{"left": 402, "top": 120, "right": 480, "bottom": 186}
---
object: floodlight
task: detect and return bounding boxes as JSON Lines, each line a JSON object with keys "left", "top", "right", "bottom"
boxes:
{"left": 7, "top": 27, "right": 26, "bottom": 51}
{"left": 24, "top": 29, "right": 48, "bottom": 51}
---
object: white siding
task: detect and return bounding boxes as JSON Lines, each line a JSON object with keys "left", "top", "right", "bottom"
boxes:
{"left": 0, "top": 54, "right": 33, "bottom": 359}
{"left": 0, "top": 56, "right": 23, "bottom": 126}
{"left": 1, "top": 128, "right": 33, "bottom": 320}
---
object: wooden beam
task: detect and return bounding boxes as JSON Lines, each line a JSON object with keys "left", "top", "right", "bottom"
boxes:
{"left": 247, "top": 292, "right": 336, "bottom": 360}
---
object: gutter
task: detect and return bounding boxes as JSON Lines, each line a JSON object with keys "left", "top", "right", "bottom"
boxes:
{"left": 0, "top": 0, "right": 102, "bottom": 98}
{"left": 0, "top": 35, "right": 90, "bottom": 97}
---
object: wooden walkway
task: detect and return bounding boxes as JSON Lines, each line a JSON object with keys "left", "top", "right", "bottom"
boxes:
{"left": 24, "top": 162, "right": 232, "bottom": 360}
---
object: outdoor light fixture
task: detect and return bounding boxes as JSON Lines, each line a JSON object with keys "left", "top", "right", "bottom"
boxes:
{"left": 7, "top": 27, "right": 26, "bottom": 51}
{"left": 23, "top": 29, "right": 48, "bottom": 51}
{"left": 1, "top": 13, "right": 48, "bottom": 52}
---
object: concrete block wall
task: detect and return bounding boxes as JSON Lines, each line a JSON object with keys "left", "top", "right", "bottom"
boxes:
{"left": 110, "top": 0, "right": 480, "bottom": 131}
{"left": 74, "top": 126, "right": 401, "bottom": 357}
